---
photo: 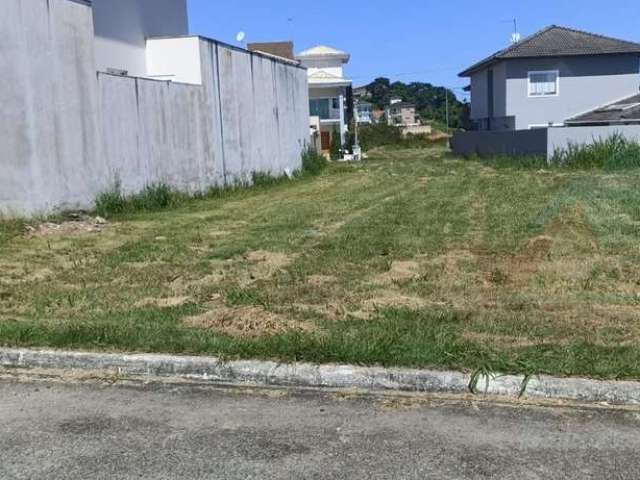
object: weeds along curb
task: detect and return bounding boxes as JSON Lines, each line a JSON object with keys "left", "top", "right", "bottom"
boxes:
{"left": 2, "top": 348, "right": 640, "bottom": 405}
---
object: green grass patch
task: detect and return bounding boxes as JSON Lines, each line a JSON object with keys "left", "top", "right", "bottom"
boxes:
{"left": 3, "top": 146, "right": 640, "bottom": 379}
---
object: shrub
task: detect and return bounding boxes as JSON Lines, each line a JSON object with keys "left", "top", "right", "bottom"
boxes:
{"left": 550, "top": 134, "right": 640, "bottom": 170}
{"left": 95, "top": 180, "right": 127, "bottom": 216}
{"left": 359, "top": 123, "right": 404, "bottom": 150}
{"left": 330, "top": 132, "right": 342, "bottom": 160}
{"left": 96, "top": 181, "right": 185, "bottom": 217}
{"left": 358, "top": 123, "right": 446, "bottom": 151}
{"left": 301, "top": 148, "right": 328, "bottom": 176}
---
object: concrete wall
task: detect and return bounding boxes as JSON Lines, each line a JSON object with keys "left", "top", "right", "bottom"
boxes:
{"left": 547, "top": 125, "right": 640, "bottom": 160}
{"left": 451, "top": 129, "right": 548, "bottom": 157}
{"left": 452, "top": 125, "right": 640, "bottom": 160}
{"left": 0, "top": 0, "right": 101, "bottom": 213}
{"left": 92, "top": 0, "right": 189, "bottom": 76}
{"left": 1, "top": 0, "right": 310, "bottom": 216}
{"left": 506, "top": 55, "right": 640, "bottom": 130}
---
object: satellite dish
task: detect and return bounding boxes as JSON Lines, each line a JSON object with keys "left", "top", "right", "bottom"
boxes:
{"left": 236, "top": 31, "right": 246, "bottom": 43}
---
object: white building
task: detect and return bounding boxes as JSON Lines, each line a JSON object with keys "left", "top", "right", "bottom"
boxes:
{"left": 296, "top": 46, "right": 352, "bottom": 154}
{"left": 92, "top": 0, "right": 190, "bottom": 78}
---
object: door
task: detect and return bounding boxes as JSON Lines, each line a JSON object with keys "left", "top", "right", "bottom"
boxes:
{"left": 321, "top": 131, "right": 331, "bottom": 151}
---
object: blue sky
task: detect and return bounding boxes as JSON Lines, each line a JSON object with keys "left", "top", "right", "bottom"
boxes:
{"left": 188, "top": 0, "right": 639, "bottom": 99}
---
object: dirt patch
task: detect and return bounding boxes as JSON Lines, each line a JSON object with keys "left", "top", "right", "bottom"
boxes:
{"left": 545, "top": 203, "right": 599, "bottom": 253}
{"left": 306, "top": 275, "right": 337, "bottom": 287}
{"left": 426, "top": 250, "right": 477, "bottom": 276}
{"left": 523, "top": 235, "right": 554, "bottom": 258}
{"left": 135, "top": 296, "right": 192, "bottom": 308}
{"left": 184, "top": 305, "right": 314, "bottom": 338}
{"left": 241, "top": 250, "right": 297, "bottom": 283}
{"left": 375, "top": 260, "right": 422, "bottom": 285}
{"left": 363, "top": 291, "right": 429, "bottom": 310}
{"left": 25, "top": 217, "right": 107, "bottom": 238}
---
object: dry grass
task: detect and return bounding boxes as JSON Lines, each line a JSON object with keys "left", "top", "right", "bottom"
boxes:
{"left": 3, "top": 147, "right": 640, "bottom": 378}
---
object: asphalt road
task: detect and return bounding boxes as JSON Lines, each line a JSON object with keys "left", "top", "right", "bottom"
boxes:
{"left": 1, "top": 378, "right": 640, "bottom": 479}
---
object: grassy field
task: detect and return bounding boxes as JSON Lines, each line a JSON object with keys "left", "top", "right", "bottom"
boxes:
{"left": 2, "top": 147, "right": 640, "bottom": 379}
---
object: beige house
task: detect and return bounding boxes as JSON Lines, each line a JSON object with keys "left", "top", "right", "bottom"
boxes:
{"left": 387, "top": 99, "right": 419, "bottom": 126}
{"left": 296, "top": 46, "right": 352, "bottom": 154}
{"left": 386, "top": 99, "right": 432, "bottom": 136}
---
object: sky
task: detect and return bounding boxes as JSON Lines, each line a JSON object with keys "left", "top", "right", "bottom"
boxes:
{"left": 188, "top": 0, "right": 640, "bottom": 100}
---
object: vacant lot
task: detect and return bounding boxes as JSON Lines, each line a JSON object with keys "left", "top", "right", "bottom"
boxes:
{"left": 2, "top": 148, "right": 640, "bottom": 379}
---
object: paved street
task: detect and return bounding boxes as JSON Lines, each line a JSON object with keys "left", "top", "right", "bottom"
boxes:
{"left": 1, "top": 378, "right": 640, "bottom": 479}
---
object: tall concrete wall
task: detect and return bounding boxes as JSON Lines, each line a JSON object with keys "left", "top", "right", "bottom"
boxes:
{"left": 0, "top": 0, "right": 101, "bottom": 213}
{"left": 1, "top": 0, "right": 309, "bottom": 216}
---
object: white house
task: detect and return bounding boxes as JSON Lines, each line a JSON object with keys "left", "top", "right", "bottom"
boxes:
{"left": 92, "top": 0, "right": 190, "bottom": 78}
{"left": 296, "top": 46, "right": 352, "bottom": 154}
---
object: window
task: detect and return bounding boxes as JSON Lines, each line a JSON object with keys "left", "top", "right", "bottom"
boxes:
{"left": 310, "top": 99, "right": 330, "bottom": 119}
{"left": 528, "top": 70, "right": 559, "bottom": 97}
{"left": 332, "top": 98, "right": 340, "bottom": 110}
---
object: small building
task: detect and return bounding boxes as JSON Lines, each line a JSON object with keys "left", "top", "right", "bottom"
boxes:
{"left": 356, "top": 101, "right": 374, "bottom": 124}
{"left": 386, "top": 100, "right": 419, "bottom": 127}
{"left": 385, "top": 99, "right": 432, "bottom": 136}
{"left": 296, "top": 45, "right": 353, "bottom": 154}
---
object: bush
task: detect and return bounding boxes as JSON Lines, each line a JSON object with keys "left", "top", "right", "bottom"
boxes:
{"left": 330, "top": 132, "right": 342, "bottom": 160}
{"left": 359, "top": 123, "right": 404, "bottom": 150}
{"left": 302, "top": 148, "right": 328, "bottom": 176}
{"left": 358, "top": 123, "right": 445, "bottom": 151}
{"left": 96, "top": 181, "right": 185, "bottom": 217}
{"left": 550, "top": 134, "right": 640, "bottom": 170}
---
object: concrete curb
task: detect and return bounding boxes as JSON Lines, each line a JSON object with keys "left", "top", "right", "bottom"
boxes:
{"left": 1, "top": 348, "right": 640, "bottom": 405}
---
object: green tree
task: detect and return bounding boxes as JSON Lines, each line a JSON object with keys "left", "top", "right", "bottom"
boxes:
{"left": 363, "top": 78, "right": 469, "bottom": 129}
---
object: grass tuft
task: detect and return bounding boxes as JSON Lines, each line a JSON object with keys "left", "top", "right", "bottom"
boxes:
{"left": 551, "top": 133, "right": 640, "bottom": 170}
{"left": 301, "top": 149, "right": 329, "bottom": 176}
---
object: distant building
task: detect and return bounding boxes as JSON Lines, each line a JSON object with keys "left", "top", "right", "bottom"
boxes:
{"left": 247, "top": 42, "right": 295, "bottom": 61}
{"left": 353, "top": 85, "right": 371, "bottom": 101}
{"left": 356, "top": 101, "right": 373, "bottom": 124}
{"left": 387, "top": 101, "right": 419, "bottom": 127}
{"left": 296, "top": 45, "right": 353, "bottom": 154}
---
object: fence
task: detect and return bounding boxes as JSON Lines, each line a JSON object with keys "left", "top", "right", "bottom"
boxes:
{"left": 0, "top": 0, "right": 309, "bottom": 215}
{"left": 452, "top": 125, "right": 640, "bottom": 160}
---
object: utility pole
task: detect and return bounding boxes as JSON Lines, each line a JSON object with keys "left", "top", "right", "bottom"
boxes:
{"left": 353, "top": 99, "right": 361, "bottom": 161}
{"left": 444, "top": 87, "right": 450, "bottom": 135}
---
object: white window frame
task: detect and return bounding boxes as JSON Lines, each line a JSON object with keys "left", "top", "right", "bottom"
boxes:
{"left": 528, "top": 70, "right": 560, "bottom": 98}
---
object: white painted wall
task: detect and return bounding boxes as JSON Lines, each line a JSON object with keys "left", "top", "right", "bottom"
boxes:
{"left": 547, "top": 125, "right": 640, "bottom": 160}
{"left": 1, "top": 0, "right": 310, "bottom": 216}
{"left": 146, "top": 37, "right": 202, "bottom": 84}
{"left": 0, "top": 0, "right": 101, "bottom": 213}
{"left": 92, "top": 0, "right": 189, "bottom": 76}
